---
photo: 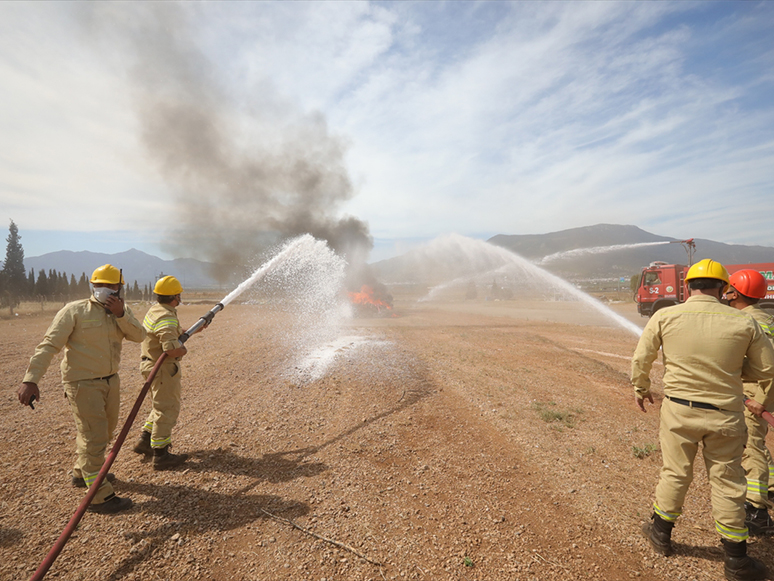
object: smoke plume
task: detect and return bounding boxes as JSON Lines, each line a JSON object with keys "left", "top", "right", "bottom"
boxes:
{"left": 84, "top": 3, "right": 372, "bottom": 282}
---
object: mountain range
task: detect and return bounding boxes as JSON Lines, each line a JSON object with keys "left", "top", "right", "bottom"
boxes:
{"left": 371, "top": 224, "right": 774, "bottom": 283}
{"left": 18, "top": 224, "right": 774, "bottom": 288}
{"left": 488, "top": 224, "right": 774, "bottom": 278}
{"left": 23, "top": 249, "right": 227, "bottom": 290}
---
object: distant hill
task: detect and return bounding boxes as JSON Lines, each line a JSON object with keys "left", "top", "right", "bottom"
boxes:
{"left": 489, "top": 224, "right": 774, "bottom": 278}
{"left": 371, "top": 224, "right": 774, "bottom": 282}
{"left": 23, "top": 249, "right": 227, "bottom": 290}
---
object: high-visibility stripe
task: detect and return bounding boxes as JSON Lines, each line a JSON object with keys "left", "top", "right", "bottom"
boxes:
{"left": 143, "top": 420, "right": 154, "bottom": 432}
{"left": 151, "top": 436, "right": 172, "bottom": 448}
{"left": 715, "top": 521, "right": 749, "bottom": 542}
{"left": 82, "top": 471, "right": 100, "bottom": 488}
{"left": 653, "top": 504, "right": 681, "bottom": 522}
{"left": 747, "top": 479, "right": 768, "bottom": 495}
{"left": 143, "top": 314, "right": 179, "bottom": 333}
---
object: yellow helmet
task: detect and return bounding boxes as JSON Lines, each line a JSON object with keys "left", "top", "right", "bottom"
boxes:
{"left": 685, "top": 259, "right": 729, "bottom": 285}
{"left": 90, "top": 264, "right": 124, "bottom": 284}
{"left": 154, "top": 275, "right": 183, "bottom": 296}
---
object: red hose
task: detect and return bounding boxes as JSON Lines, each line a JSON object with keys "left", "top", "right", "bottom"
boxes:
{"left": 28, "top": 352, "right": 168, "bottom": 581}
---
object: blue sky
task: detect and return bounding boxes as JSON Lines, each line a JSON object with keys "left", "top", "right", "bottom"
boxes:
{"left": 1, "top": 2, "right": 773, "bottom": 263}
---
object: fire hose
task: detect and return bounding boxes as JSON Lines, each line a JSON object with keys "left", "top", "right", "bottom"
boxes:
{"left": 745, "top": 397, "right": 774, "bottom": 430}
{"left": 28, "top": 303, "right": 224, "bottom": 581}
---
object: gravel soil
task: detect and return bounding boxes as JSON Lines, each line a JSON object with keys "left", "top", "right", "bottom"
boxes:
{"left": 3, "top": 298, "right": 774, "bottom": 581}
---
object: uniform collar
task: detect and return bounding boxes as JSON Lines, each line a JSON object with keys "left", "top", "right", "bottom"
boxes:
{"left": 158, "top": 302, "right": 178, "bottom": 314}
{"left": 685, "top": 295, "right": 721, "bottom": 304}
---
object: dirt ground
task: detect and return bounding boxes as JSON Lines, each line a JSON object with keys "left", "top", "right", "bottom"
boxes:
{"left": 2, "top": 296, "right": 774, "bottom": 581}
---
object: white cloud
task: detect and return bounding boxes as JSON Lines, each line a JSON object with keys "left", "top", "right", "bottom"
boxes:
{"left": 1, "top": 1, "right": 773, "bottom": 259}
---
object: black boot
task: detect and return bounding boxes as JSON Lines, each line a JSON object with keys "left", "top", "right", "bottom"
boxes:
{"left": 641, "top": 513, "right": 674, "bottom": 556}
{"left": 744, "top": 502, "right": 774, "bottom": 536}
{"left": 87, "top": 493, "right": 133, "bottom": 515}
{"left": 722, "top": 538, "right": 767, "bottom": 581}
{"left": 133, "top": 431, "right": 152, "bottom": 456}
{"left": 152, "top": 445, "right": 188, "bottom": 471}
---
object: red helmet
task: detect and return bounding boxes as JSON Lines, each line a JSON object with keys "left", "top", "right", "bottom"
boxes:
{"left": 728, "top": 269, "right": 768, "bottom": 299}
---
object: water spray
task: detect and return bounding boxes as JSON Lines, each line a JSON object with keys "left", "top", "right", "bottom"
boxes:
{"left": 538, "top": 241, "right": 671, "bottom": 264}
{"left": 416, "top": 234, "right": 644, "bottom": 337}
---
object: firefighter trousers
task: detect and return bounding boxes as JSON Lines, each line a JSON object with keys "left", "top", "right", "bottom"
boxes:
{"left": 64, "top": 375, "right": 120, "bottom": 504}
{"left": 141, "top": 361, "right": 182, "bottom": 449}
{"left": 654, "top": 399, "right": 748, "bottom": 541}
{"left": 743, "top": 409, "right": 773, "bottom": 510}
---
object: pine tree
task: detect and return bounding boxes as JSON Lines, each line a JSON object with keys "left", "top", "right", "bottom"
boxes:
{"left": 1, "top": 220, "right": 27, "bottom": 310}
{"left": 28, "top": 269, "right": 35, "bottom": 297}
{"left": 36, "top": 270, "right": 49, "bottom": 298}
{"left": 78, "top": 272, "right": 89, "bottom": 296}
{"left": 59, "top": 271, "right": 69, "bottom": 298}
{"left": 70, "top": 274, "right": 77, "bottom": 299}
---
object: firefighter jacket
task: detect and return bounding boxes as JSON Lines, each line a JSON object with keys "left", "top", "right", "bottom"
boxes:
{"left": 631, "top": 295, "right": 774, "bottom": 412}
{"left": 23, "top": 297, "right": 145, "bottom": 385}
{"left": 141, "top": 303, "right": 183, "bottom": 362}
{"left": 742, "top": 304, "right": 774, "bottom": 408}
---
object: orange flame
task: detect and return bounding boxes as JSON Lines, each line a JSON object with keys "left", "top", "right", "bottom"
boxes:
{"left": 348, "top": 285, "right": 393, "bottom": 314}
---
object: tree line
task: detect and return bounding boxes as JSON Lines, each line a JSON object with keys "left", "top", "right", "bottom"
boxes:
{"left": 5, "top": 268, "right": 150, "bottom": 303}
{"left": 0, "top": 220, "right": 153, "bottom": 312}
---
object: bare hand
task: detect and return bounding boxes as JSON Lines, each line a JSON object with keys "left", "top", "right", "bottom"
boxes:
{"left": 745, "top": 398, "right": 766, "bottom": 417}
{"left": 17, "top": 382, "right": 40, "bottom": 407}
{"left": 105, "top": 295, "right": 125, "bottom": 317}
{"left": 636, "top": 393, "right": 654, "bottom": 412}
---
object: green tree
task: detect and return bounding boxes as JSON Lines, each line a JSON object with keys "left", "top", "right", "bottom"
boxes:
{"left": 78, "top": 272, "right": 89, "bottom": 296}
{"left": 48, "top": 269, "right": 57, "bottom": 299}
{"left": 1, "top": 220, "right": 27, "bottom": 311}
{"left": 35, "top": 269, "right": 49, "bottom": 298}
{"left": 58, "top": 271, "right": 69, "bottom": 298}
{"left": 28, "top": 269, "right": 35, "bottom": 296}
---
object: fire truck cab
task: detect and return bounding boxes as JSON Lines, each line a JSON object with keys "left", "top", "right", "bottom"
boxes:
{"left": 635, "top": 261, "right": 774, "bottom": 317}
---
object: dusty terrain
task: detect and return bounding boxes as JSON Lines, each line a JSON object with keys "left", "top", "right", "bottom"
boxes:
{"left": 3, "top": 296, "right": 774, "bottom": 581}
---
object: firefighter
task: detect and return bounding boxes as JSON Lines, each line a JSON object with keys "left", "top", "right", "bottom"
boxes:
{"left": 16, "top": 264, "right": 145, "bottom": 514}
{"left": 724, "top": 269, "right": 774, "bottom": 534}
{"left": 632, "top": 259, "right": 774, "bottom": 581}
{"left": 132, "top": 275, "right": 197, "bottom": 470}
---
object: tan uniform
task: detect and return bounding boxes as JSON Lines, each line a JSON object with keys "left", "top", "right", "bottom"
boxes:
{"left": 23, "top": 297, "right": 145, "bottom": 504}
{"left": 632, "top": 295, "right": 774, "bottom": 542}
{"left": 741, "top": 305, "right": 774, "bottom": 509}
{"left": 140, "top": 303, "right": 183, "bottom": 449}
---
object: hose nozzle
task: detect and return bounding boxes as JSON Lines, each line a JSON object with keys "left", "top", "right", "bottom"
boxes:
{"left": 179, "top": 303, "right": 224, "bottom": 343}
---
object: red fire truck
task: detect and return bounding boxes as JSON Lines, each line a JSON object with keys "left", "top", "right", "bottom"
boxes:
{"left": 634, "top": 240, "right": 774, "bottom": 316}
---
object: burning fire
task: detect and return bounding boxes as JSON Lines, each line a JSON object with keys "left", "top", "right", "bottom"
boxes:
{"left": 348, "top": 285, "right": 395, "bottom": 316}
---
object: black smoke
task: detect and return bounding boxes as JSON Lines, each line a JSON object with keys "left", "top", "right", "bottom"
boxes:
{"left": 82, "top": 3, "right": 372, "bottom": 283}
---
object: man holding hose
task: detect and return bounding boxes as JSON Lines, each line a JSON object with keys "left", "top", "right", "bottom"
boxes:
{"left": 133, "top": 275, "right": 202, "bottom": 469}
{"left": 723, "top": 269, "right": 774, "bottom": 535}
